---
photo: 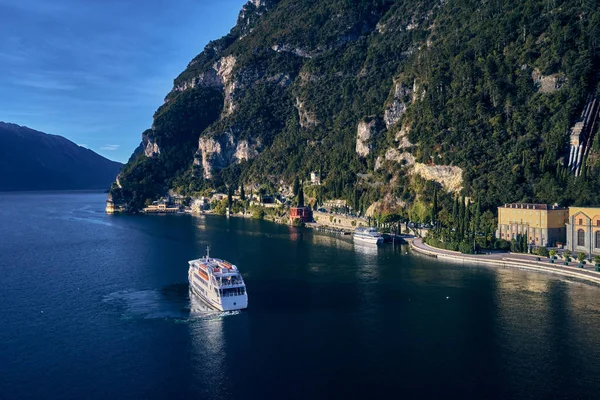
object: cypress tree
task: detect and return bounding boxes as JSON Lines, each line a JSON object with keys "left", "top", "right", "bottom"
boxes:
{"left": 452, "top": 196, "right": 458, "bottom": 238}
{"left": 240, "top": 182, "right": 246, "bottom": 201}
{"left": 458, "top": 196, "right": 465, "bottom": 239}
{"left": 298, "top": 182, "right": 305, "bottom": 207}
{"left": 463, "top": 199, "right": 470, "bottom": 241}
{"left": 474, "top": 198, "right": 481, "bottom": 237}
{"left": 431, "top": 186, "right": 438, "bottom": 228}
{"left": 292, "top": 176, "right": 300, "bottom": 197}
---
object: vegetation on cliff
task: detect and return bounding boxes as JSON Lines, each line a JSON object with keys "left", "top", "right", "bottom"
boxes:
{"left": 112, "top": 0, "right": 600, "bottom": 220}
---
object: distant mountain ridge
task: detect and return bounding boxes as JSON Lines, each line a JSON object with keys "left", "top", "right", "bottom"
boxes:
{"left": 0, "top": 122, "right": 122, "bottom": 191}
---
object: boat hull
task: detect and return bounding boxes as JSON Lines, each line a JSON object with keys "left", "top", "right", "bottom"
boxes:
{"left": 188, "top": 270, "right": 248, "bottom": 311}
{"left": 353, "top": 235, "right": 383, "bottom": 245}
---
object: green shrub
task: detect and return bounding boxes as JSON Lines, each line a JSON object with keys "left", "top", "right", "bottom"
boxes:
{"left": 537, "top": 247, "right": 549, "bottom": 257}
{"left": 458, "top": 242, "right": 474, "bottom": 254}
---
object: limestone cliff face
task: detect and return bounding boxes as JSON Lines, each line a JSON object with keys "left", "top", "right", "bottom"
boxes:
{"left": 384, "top": 81, "right": 412, "bottom": 128}
{"left": 531, "top": 68, "right": 566, "bottom": 94}
{"left": 173, "top": 55, "right": 238, "bottom": 115}
{"left": 296, "top": 98, "right": 319, "bottom": 128}
{"left": 142, "top": 133, "right": 160, "bottom": 158}
{"left": 412, "top": 163, "right": 463, "bottom": 193}
{"left": 195, "top": 132, "right": 259, "bottom": 179}
{"left": 356, "top": 118, "right": 380, "bottom": 157}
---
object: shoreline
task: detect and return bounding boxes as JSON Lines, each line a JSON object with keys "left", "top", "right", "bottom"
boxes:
{"left": 409, "top": 238, "right": 600, "bottom": 286}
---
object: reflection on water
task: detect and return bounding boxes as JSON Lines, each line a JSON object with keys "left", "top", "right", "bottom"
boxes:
{"left": 353, "top": 241, "right": 379, "bottom": 256}
{"left": 495, "top": 269, "right": 551, "bottom": 294}
{"left": 310, "top": 232, "right": 354, "bottom": 251}
{"left": 189, "top": 291, "right": 238, "bottom": 398}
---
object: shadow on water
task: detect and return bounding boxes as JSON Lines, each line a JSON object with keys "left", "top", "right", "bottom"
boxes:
{"left": 103, "top": 284, "right": 240, "bottom": 322}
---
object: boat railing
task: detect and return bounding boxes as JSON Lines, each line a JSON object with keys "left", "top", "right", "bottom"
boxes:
{"left": 217, "top": 279, "right": 244, "bottom": 287}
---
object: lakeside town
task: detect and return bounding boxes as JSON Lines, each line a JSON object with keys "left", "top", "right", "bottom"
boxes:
{"left": 106, "top": 178, "right": 600, "bottom": 270}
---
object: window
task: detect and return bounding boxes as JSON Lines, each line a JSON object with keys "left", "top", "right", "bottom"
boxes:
{"left": 577, "top": 229, "right": 585, "bottom": 247}
{"left": 596, "top": 231, "right": 600, "bottom": 249}
{"left": 597, "top": 220, "right": 600, "bottom": 227}
{"left": 579, "top": 218, "right": 583, "bottom": 225}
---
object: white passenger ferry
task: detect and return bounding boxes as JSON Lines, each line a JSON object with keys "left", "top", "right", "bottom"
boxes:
{"left": 188, "top": 247, "right": 248, "bottom": 311}
{"left": 353, "top": 227, "right": 383, "bottom": 244}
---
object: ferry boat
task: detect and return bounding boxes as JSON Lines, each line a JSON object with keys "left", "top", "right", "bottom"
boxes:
{"left": 188, "top": 247, "right": 248, "bottom": 311}
{"left": 353, "top": 227, "right": 383, "bottom": 245}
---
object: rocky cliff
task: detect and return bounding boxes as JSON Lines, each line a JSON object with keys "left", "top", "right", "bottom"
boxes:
{"left": 112, "top": 0, "right": 600, "bottom": 215}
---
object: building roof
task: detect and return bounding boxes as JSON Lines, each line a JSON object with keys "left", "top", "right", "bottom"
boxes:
{"left": 500, "top": 203, "right": 566, "bottom": 210}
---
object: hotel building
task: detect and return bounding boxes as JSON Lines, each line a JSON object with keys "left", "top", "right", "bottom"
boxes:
{"left": 496, "top": 203, "right": 568, "bottom": 247}
{"left": 565, "top": 207, "right": 600, "bottom": 255}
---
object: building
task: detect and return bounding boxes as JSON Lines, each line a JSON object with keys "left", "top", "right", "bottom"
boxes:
{"left": 290, "top": 206, "right": 313, "bottom": 224}
{"left": 143, "top": 201, "right": 180, "bottom": 213}
{"left": 191, "top": 198, "right": 209, "bottom": 213}
{"left": 310, "top": 171, "right": 321, "bottom": 185}
{"left": 565, "top": 207, "right": 600, "bottom": 256}
{"left": 496, "top": 203, "right": 568, "bottom": 247}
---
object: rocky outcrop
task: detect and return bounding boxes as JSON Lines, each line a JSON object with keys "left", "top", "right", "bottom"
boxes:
{"left": 195, "top": 132, "right": 258, "bottom": 179}
{"left": 142, "top": 133, "right": 160, "bottom": 158}
{"left": 375, "top": 148, "right": 415, "bottom": 170}
{"left": 366, "top": 193, "right": 407, "bottom": 217}
{"left": 173, "top": 55, "right": 238, "bottom": 115}
{"left": 395, "top": 123, "right": 413, "bottom": 148}
{"left": 412, "top": 163, "right": 463, "bottom": 193}
{"left": 296, "top": 98, "right": 319, "bottom": 128}
{"left": 356, "top": 118, "right": 380, "bottom": 157}
{"left": 384, "top": 81, "right": 413, "bottom": 128}
{"left": 271, "top": 44, "right": 315, "bottom": 58}
{"left": 215, "top": 56, "right": 237, "bottom": 115}
{"left": 531, "top": 69, "right": 566, "bottom": 93}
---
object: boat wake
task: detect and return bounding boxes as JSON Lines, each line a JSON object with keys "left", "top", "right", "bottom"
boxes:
{"left": 103, "top": 284, "right": 240, "bottom": 322}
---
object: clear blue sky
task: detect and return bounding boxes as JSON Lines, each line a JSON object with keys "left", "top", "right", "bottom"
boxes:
{"left": 0, "top": 0, "right": 246, "bottom": 162}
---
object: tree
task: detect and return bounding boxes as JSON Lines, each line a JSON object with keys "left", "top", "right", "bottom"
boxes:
{"left": 593, "top": 255, "right": 600, "bottom": 265}
{"left": 240, "top": 182, "right": 246, "bottom": 201}
{"left": 577, "top": 252, "right": 587, "bottom": 263}
{"left": 293, "top": 176, "right": 300, "bottom": 197}
{"left": 549, "top": 249, "right": 557, "bottom": 258}
{"left": 462, "top": 198, "right": 470, "bottom": 240}
{"left": 431, "top": 186, "right": 438, "bottom": 228}
{"left": 297, "top": 182, "right": 305, "bottom": 207}
{"left": 227, "top": 186, "right": 233, "bottom": 206}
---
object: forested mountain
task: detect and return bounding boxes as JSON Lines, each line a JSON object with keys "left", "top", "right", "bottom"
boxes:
{"left": 111, "top": 0, "right": 600, "bottom": 218}
{"left": 0, "top": 122, "right": 122, "bottom": 191}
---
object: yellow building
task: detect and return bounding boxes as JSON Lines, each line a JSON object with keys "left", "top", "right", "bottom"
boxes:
{"left": 497, "top": 203, "right": 568, "bottom": 247}
{"left": 565, "top": 207, "right": 600, "bottom": 256}
{"left": 143, "top": 202, "right": 180, "bottom": 213}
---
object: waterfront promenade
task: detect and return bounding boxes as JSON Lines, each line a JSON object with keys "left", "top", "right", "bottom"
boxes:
{"left": 410, "top": 238, "right": 600, "bottom": 285}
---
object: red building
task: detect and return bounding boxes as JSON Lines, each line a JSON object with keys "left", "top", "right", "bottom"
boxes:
{"left": 290, "top": 207, "right": 313, "bottom": 223}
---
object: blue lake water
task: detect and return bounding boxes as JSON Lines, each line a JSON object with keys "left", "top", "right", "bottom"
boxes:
{"left": 1, "top": 192, "right": 600, "bottom": 399}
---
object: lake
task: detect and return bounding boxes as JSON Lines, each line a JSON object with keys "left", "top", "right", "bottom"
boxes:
{"left": 1, "top": 192, "right": 600, "bottom": 399}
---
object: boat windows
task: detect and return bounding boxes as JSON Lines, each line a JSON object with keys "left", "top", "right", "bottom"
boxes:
{"left": 220, "top": 287, "right": 246, "bottom": 297}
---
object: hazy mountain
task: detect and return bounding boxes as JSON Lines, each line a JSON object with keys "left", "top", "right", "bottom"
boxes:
{"left": 0, "top": 122, "right": 122, "bottom": 191}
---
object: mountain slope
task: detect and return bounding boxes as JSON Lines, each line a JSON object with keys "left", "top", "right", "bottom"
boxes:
{"left": 112, "top": 0, "right": 600, "bottom": 215}
{"left": 0, "top": 122, "right": 123, "bottom": 191}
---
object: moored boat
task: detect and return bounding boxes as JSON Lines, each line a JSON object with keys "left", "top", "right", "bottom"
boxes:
{"left": 353, "top": 227, "right": 383, "bottom": 244}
